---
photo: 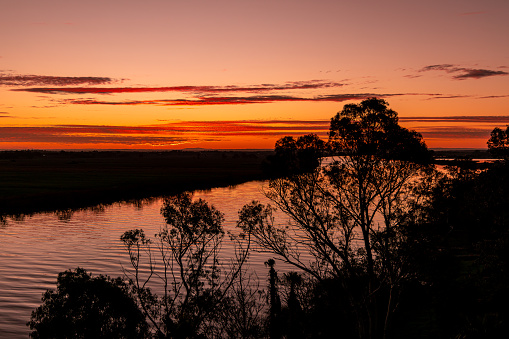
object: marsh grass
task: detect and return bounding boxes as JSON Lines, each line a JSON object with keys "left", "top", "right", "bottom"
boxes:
{"left": 0, "top": 150, "right": 273, "bottom": 215}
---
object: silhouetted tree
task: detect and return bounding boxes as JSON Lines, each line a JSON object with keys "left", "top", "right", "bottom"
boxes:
{"left": 487, "top": 126, "right": 509, "bottom": 157}
{"left": 265, "top": 259, "right": 282, "bottom": 338}
{"left": 239, "top": 98, "right": 433, "bottom": 339}
{"left": 329, "top": 98, "right": 430, "bottom": 162}
{"left": 281, "top": 272, "right": 304, "bottom": 339}
{"left": 217, "top": 269, "right": 266, "bottom": 338}
{"left": 27, "top": 267, "right": 148, "bottom": 338}
{"left": 121, "top": 192, "right": 252, "bottom": 338}
{"left": 423, "top": 160, "right": 509, "bottom": 337}
{"left": 264, "top": 134, "right": 326, "bottom": 177}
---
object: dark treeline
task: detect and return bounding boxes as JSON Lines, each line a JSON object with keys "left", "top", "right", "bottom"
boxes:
{"left": 26, "top": 99, "right": 509, "bottom": 338}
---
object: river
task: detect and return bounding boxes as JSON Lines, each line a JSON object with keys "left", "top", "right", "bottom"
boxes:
{"left": 0, "top": 180, "right": 290, "bottom": 338}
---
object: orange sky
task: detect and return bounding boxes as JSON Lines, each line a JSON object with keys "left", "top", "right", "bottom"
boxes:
{"left": 1, "top": 0, "right": 508, "bottom": 150}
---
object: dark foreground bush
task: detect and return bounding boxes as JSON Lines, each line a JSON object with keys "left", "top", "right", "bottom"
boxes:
{"left": 27, "top": 267, "right": 149, "bottom": 338}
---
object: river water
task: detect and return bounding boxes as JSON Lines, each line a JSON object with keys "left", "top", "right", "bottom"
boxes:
{"left": 0, "top": 180, "right": 292, "bottom": 338}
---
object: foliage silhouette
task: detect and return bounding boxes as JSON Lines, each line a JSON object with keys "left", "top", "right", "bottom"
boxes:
{"left": 216, "top": 269, "right": 266, "bottom": 338}
{"left": 264, "top": 259, "right": 281, "bottom": 339}
{"left": 329, "top": 97, "right": 430, "bottom": 162}
{"left": 29, "top": 102, "right": 509, "bottom": 338}
{"left": 487, "top": 126, "right": 509, "bottom": 157}
{"left": 239, "top": 98, "right": 433, "bottom": 339}
{"left": 264, "top": 134, "right": 326, "bottom": 177}
{"left": 420, "top": 160, "right": 509, "bottom": 337}
{"left": 121, "top": 192, "right": 256, "bottom": 338}
{"left": 27, "top": 267, "right": 148, "bottom": 338}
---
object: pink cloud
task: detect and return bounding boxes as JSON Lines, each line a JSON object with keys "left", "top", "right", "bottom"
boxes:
{"left": 62, "top": 93, "right": 403, "bottom": 106}
{"left": 13, "top": 80, "right": 345, "bottom": 95}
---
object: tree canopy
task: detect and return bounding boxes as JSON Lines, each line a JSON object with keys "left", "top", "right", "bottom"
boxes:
{"left": 120, "top": 192, "right": 257, "bottom": 338}
{"left": 265, "top": 134, "right": 326, "bottom": 177}
{"left": 241, "top": 98, "right": 434, "bottom": 338}
{"left": 487, "top": 126, "right": 509, "bottom": 157}
{"left": 329, "top": 97, "right": 430, "bottom": 162}
{"left": 27, "top": 268, "right": 148, "bottom": 339}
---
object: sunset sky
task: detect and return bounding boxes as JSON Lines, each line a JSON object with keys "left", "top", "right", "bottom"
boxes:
{"left": 1, "top": 0, "right": 508, "bottom": 150}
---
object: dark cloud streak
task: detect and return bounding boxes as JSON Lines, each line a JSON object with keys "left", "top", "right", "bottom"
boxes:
{"left": 0, "top": 74, "right": 114, "bottom": 87}
{"left": 416, "top": 126, "right": 492, "bottom": 139}
{"left": 13, "top": 80, "right": 345, "bottom": 95}
{"left": 419, "top": 64, "right": 508, "bottom": 80}
{"left": 63, "top": 93, "right": 404, "bottom": 106}
{"left": 454, "top": 69, "right": 508, "bottom": 79}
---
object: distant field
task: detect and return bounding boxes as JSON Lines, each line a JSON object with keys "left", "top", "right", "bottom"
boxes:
{"left": 0, "top": 149, "right": 492, "bottom": 216}
{"left": 0, "top": 150, "right": 273, "bottom": 215}
{"left": 431, "top": 149, "right": 491, "bottom": 159}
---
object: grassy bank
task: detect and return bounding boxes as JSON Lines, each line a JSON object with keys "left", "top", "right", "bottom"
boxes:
{"left": 1, "top": 149, "right": 491, "bottom": 217}
{"left": 0, "top": 150, "right": 273, "bottom": 216}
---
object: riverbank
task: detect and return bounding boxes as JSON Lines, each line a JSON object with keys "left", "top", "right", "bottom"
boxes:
{"left": 0, "top": 149, "right": 495, "bottom": 217}
{"left": 0, "top": 150, "right": 273, "bottom": 216}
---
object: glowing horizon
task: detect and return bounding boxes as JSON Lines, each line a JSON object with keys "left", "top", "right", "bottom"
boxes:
{"left": 2, "top": 0, "right": 508, "bottom": 150}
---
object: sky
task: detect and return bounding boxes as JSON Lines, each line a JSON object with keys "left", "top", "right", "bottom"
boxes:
{"left": 1, "top": 0, "right": 508, "bottom": 150}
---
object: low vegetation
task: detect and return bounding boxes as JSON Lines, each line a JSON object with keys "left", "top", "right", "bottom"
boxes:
{"left": 0, "top": 150, "right": 272, "bottom": 216}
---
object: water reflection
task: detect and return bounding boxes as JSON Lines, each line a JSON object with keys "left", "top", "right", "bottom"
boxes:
{"left": 0, "top": 180, "right": 280, "bottom": 338}
{"left": 0, "top": 197, "right": 166, "bottom": 227}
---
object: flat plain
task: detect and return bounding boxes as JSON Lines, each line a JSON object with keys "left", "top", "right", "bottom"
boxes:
{"left": 0, "top": 150, "right": 272, "bottom": 215}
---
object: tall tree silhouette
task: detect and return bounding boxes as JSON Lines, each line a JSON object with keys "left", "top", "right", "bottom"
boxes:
{"left": 238, "top": 98, "right": 432, "bottom": 339}
{"left": 265, "top": 259, "right": 281, "bottom": 338}
{"left": 121, "top": 192, "right": 252, "bottom": 338}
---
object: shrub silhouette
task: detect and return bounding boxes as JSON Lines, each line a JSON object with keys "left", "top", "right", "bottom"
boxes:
{"left": 27, "top": 267, "right": 148, "bottom": 338}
